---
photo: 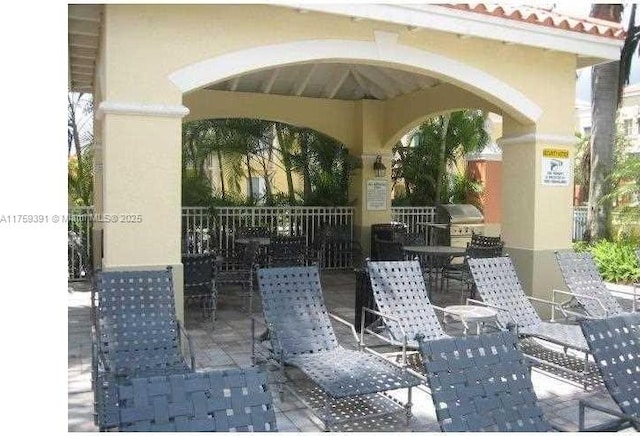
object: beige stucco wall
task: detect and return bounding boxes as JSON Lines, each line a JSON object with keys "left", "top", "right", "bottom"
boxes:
{"left": 96, "top": 3, "right": 586, "bottom": 314}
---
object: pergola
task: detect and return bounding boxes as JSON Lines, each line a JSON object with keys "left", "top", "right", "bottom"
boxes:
{"left": 68, "top": 3, "right": 623, "bottom": 321}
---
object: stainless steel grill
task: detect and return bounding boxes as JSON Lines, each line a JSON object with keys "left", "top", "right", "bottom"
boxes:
{"left": 435, "top": 204, "right": 484, "bottom": 248}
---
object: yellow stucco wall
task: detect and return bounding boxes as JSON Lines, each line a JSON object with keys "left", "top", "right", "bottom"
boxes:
{"left": 96, "top": 3, "right": 589, "bottom": 306}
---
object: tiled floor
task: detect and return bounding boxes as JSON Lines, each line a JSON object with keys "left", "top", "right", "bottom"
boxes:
{"left": 68, "top": 269, "right": 633, "bottom": 432}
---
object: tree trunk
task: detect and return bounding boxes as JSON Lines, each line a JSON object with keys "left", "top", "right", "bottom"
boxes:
{"left": 298, "top": 133, "right": 312, "bottom": 202}
{"left": 275, "top": 125, "right": 296, "bottom": 204}
{"left": 216, "top": 149, "right": 226, "bottom": 199}
{"left": 246, "top": 155, "right": 254, "bottom": 203}
{"left": 587, "top": 4, "right": 622, "bottom": 241}
{"left": 434, "top": 114, "right": 451, "bottom": 206}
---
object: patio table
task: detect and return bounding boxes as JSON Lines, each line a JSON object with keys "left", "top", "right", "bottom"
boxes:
{"left": 443, "top": 304, "right": 499, "bottom": 335}
{"left": 402, "top": 245, "right": 467, "bottom": 295}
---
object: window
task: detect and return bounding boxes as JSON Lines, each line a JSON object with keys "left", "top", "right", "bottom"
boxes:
{"left": 624, "top": 119, "right": 633, "bottom": 136}
{"left": 247, "top": 177, "right": 266, "bottom": 203}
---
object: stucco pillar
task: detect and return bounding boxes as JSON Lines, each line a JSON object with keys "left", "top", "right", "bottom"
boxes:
{"left": 97, "top": 102, "right": 186, "bottom": 322}
{"left": 498, "top": 118, "right": 575, "bottom": 317}
{"left": 348, "top": 100, "right": 392, "bottom": 257}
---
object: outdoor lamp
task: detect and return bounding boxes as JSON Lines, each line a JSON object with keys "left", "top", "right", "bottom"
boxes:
{"left": 373, "top": 155, "right": 386, "bottom": 177}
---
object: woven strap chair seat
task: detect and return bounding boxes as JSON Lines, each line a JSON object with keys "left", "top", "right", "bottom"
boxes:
{"left": 286, "top": 346, "right": 419, "bottom": 399}
{"left": 117, "top": 367, "right": 277, "bottom": 432}
{"left": 556, "top": 251, "right": 624, "bottom": 317}
{"left": 419, "top": 331, "right": 553, "bottom": 432}
{"left": 257, "top": 266, "right": 420, "bottom": 397}
{"left": 519, "top": 322, "right": 588, "bottom": 352}
{"left": 366, "top": 260, "right": 449, "bottom": 348}
{"left": 580, "top": 313, "right": 640, "bottom": 430}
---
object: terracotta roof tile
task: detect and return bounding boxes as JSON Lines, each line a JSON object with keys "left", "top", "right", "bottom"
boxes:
{"left": 443, "top": 3, "right": 625, "bottom": 40}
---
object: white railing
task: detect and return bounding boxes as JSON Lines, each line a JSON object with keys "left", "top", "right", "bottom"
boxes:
{"left": 390, "top": 206, "right": 436, "bottom": 234}
{"left": 68, "top": 206, "right": 94, "bottom": 280}
{"left": 68, "top": 205, "right": 592, "bottom": 279}
{"left": 573, "top": 206, "right": 588, "bottom": 241}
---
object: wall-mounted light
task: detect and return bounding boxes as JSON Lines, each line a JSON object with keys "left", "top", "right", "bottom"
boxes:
{"left": 373, "top": 154, "right": 386, "bottom": 178}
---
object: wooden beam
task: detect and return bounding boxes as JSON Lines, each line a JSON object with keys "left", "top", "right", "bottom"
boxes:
{"left": 351, "top": 69, "right": 386, "bottom": 100}
{"left": 353, "top": 66, "right": 396, "bottom": 99}
{"left": 261, "top": 69, "right": 280, "bottom": 94}
{"left": 323, "top": 67, "right": 351, "bottom": 99}
{"left": 294, "top": 64, "right": 317, "bottom": 96}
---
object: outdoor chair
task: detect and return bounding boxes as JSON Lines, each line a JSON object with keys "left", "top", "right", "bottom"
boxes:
{"left": 402, "top": 231, "right": 427, "bottom": 246}
{"left": 320, "top": 224, "right": 363, "bottom": 269}
{"left": 115, "top": 367, "right": 278, "bottom": 432}
{"left": 91, "top": 267, "right": 195, "bottom": 430}
{"left": 254, "top": 265, "right": 421, "bottom": 430}
{"left": 268, "top": 235, "right": 307, "bottom": 267}
{"left": 363, "top": 260, "right": 451, "bottom": 375}
{"left": 467, "top": 256, "right": 597, "bottom": 390}
{"left": 373, "top": 235, "right": 405, "bottom": 261}
{"left": 416, "top": 330, "right": 554, "bottom": 432}
{"left": 182, "top": 252, "right": 217, "bottom": 321}
{"left": 556, "top": 251, "right": 637, "bottom": 317}
{"left": 578, "top": 313, "right": 640, "bottom": 431}
{"left": 215, "top": 239, "right": 259, "bottom": 314}
{"left": 441, "top": 239, "right": 505, "bottom": 303}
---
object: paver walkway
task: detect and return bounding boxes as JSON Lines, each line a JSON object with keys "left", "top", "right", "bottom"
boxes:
{"left": 68, "top": 270, "right": 633, "bottom": 432}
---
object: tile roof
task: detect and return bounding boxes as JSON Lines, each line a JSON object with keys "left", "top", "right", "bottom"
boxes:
{"left": 443, "top": 3, "right": 625, "bottom": 40}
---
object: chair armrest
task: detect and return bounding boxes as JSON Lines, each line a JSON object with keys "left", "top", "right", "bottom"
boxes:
{"left": 176, "top": 321, "right": 196, "bottom": 371}
{"left": 328, "top": 312, "right": 360, "bottom": 344}
{"left": 551, "top": 289, "right": 603, "bottom": 319}
{"left": 579, "top": 399, "right": 638, "bottom": 431}
{"left": 465, "top": 298, "right": 518, "bottom": 330}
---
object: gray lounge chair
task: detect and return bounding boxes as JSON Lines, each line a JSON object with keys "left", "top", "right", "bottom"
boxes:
{"left": 116, "top": 367, "right": 278, "bottom": 432}
{"left": 417, "top": 331, "right": 554, "bottom": 432}
{"left": 363, "top": 260, "right": 450, "bottom": 366}
{"left": 92, "top": 267, "right": 195, "bottom": 430}
{"left": 579, "top": 313, "right": 640, "bottom": 431}
{"left": 467, "top": 256, "right": 596, "bottom": 390}
{"left": 556, "top": 251, "right": 637, "bottom": 316}
{"left": 255, "top": 265, "right": 421, "bottom": 430}
{"left": 182, "top": 252, "right": 218, "bottom": 320}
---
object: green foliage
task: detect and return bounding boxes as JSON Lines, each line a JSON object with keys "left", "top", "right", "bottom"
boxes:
{"left": 68, "top": 147, "right": 93, "bottom": 206}
{"left": 393, "top": 110, "right": 488, "bottom": 205}
{"left": 573, "top": 239, "right": 640, "bottom": 284}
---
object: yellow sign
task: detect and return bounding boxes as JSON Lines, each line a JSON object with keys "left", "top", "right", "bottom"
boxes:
{"left": 542, "top": 148, "right": 569, "bottom": 158}
{"left": 541, "top": 148, "right": 570, "bottom": 186}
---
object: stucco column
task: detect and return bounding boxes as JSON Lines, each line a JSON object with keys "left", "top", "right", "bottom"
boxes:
{"left": 498, "top": 118, "right": 575, "bottom": 317}
{"left": 97, "top": 102, "right": 187, "bottom": 322}
{"left": 348, "top": 100, "right": 392, "bottom": 257}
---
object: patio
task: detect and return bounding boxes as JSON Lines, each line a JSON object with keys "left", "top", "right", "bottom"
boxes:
{"left": 68, "top": 270, "right": 631, "bottom": 432}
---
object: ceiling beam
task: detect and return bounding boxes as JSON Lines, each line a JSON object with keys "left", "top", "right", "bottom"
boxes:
{"left": 294, "top": 64, "right": 317, "bottom": 96}
{"left": 69, "top": 19, "right": 100, "bottom": 37}
{"left": 229, "top": 76, "right": 241, "bottom": 92}
{"left": 351, "top": 69, "right": 386, "bottom": 100}
{"left": 375, "top": 68, "right": 415, "bottom": 95}
{"left": 322, "top": 67, "right": 351, "bottom": 99}
{"left": 353, "top": 66, "right": 395, "bottom": 99}
{"left": 69, "top": 34, "right": 99, "bottom": 49}
{"left": 261, "top": 68, "right": 280, "bottom": 94}
{"left": 68, "top": 4, "right": 102, "bottom": 22}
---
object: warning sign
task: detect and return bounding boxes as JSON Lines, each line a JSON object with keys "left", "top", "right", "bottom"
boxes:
{"left": 541, "top": 147, "right": 571, "bottom": 186}
{"left": 367, "top": 180, "right": 388, "bottom": 210}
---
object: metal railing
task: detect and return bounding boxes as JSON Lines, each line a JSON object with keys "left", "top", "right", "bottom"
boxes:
{"left": 67, "top": 205, "right": 592, "bottom": 279}
{"left": 68, "top": 206, "right": 93, "bottom": 281}
{"left": 573, "top": 206, "right": 588, "bottom": 241}
{"left": 390, "top": 206, "right": 436, "bottom": 234}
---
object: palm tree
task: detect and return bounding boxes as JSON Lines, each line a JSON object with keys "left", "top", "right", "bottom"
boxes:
{"left": 585, "top": 3, "right": 640, "bottom": 240}
{"left": 393, "top": 110, "right": 489, "bottom": 205}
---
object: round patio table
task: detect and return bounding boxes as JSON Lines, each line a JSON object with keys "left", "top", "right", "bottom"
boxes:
{"left": 443, "top": 305, "right": 498, "bottom": 335}
{"left": 402, "top": 245, "right": 467, "bottom": 295}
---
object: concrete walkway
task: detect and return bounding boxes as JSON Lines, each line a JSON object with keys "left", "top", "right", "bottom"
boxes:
{"left": 68, "top": 270, "right": 634, "bottom": 432}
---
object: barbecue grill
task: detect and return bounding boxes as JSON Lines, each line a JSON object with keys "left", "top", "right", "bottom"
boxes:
{"left": 434, "top": 204, "right": 484, "bottom": 248}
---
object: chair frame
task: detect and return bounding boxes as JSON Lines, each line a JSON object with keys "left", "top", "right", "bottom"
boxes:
{"left": 467, "top": 256, "right": 598, "bottom": 390}
{"left": 91, "top": 267, "right": 196, "bottom": 430}
{"left": 182, "top": 252, "right": 217, "bottom": 320}
{"left": 215, "top": 240, "right": 259, "bottom": 314}
{"left": 555, "top": 250, "right": 638, "bottom": 317}
{"left": 578, "top": 313, "right": 640, "bottom": 431}
{"left": 253, "top": 265, "right": 420, "bottom": 430}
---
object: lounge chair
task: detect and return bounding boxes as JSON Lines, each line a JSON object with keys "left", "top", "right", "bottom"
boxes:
{"left": 556, "top": 251, "right": 637, "bottom": 316}
{"left": 255, "top": 265, "right": 421, "bottom": 430}
{"left": 91, "top": 267, "right": 195, "bottom": 430}
{"left": 363, "top": 260, "right": 451, "bottom": 372}
{"left": 417, "top": 331, "right": 554, "bottom": 432}
{"left": 578, "top": 313, "right": 640, "bottom": 431}
{"left": 115, "top": 367, "right": 278, "bottom": 431}
{"left": 467, "top": 256, "right": 597, "bottom": 390}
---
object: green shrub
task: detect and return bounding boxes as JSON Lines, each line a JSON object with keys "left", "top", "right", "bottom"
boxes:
{"left": 573, "top": 240, "right": 640, "bottom": 284}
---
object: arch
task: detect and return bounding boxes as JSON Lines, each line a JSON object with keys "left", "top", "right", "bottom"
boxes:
{"left": 169, "top": 34, "right": 542, "bottom": 125}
